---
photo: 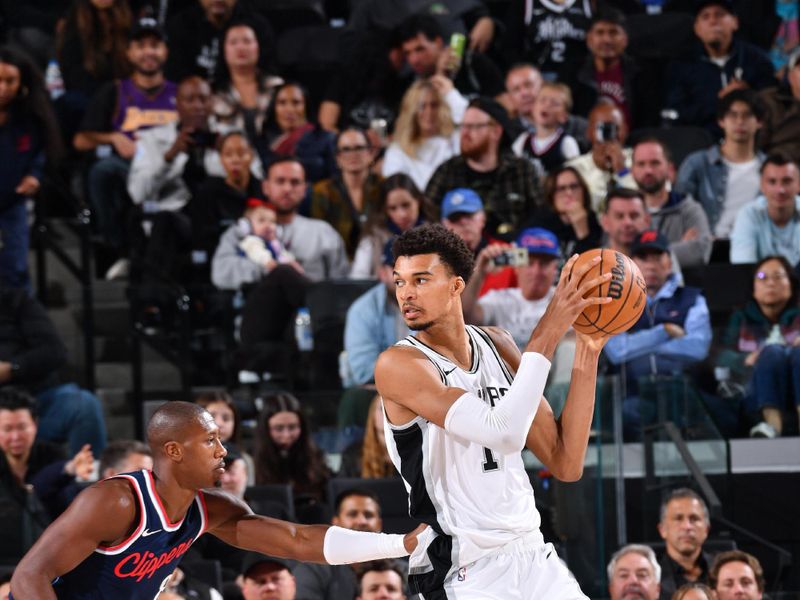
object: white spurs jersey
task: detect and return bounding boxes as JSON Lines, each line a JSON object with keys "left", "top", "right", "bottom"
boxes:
{"left": 383, "top": 325, "right": 544, "bottom": 591}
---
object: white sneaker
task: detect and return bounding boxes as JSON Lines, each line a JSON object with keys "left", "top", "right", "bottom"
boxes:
{"left": 749, "top": 421, "right": 777, "bottom": 438}
{"left": 104, "top": 258, "right": 130, "bottom": 281}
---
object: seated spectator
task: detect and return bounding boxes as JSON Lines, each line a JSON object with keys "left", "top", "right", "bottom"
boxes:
{"left": 260, "top": 83, "right": 336, "bottom": 183}
{"left": 717, "top": 256, "right": 800, "bottom": 438}
{"left": 440, "top": 188, "right": 517, "bottom": 295}
{"left": 502, "top": 0, "right": 594, "bottom": 82}
{"left": 211, "top": 200, "right": 298, "bottom": 291}
{"left": 293, "top": 488, "right": 385, "bottom": 600}
{"left": 165, "top": 0, "right": 274, "bottom": 83}
{"left": 759, "top": 47, "right": 800, "bottom": 163}
{"left": 528, "top": 166, "right": 603, "bottom": 257}
{"left": 162, "top": 567, "right": 223, "bottom": 600}
{"left": 709, "top": 550, "right": 765, "bottom": 600}
{"left": 426, "top": 97, "right": 542, "bottom": 237}
{"left": 56, "top": 0, "right": 131, "bottom": 132}
{"left": 0, "top": 284, "right": 106, "bottom": 454}
{"left": 608, "top": 544, "right": 661, "bottom": 600}
{"left": 189, "top": 131, "right": 264, "bottom": 260}
{"left": 382, "top": 79, "right": 461, "bottom": 191}
{"left": 0, "top": 45, "right": 62, "bottom": 291}
{"left": 237, "top": 554, "right": 296, "bottom": 600}
{"left": 355, "top": 560, "right": 407, "bottom": 600}
{"left": 672, "top": 583, "right": 714, "bottom": 600}
{"left": 568, "top": 7, "right": 660, "bottom": 131}
{"left": 0, "top": 388, "right": 95, "bottom": 521}
{"left": 195, "top": 390, "right": 254, "bottom": 483}
{"left": 511, "top": 82, "right": 581, "bottom": 177}
{"left": 254, "top": 393, "right": 330, "bottom": 523}
{"left": 676, "top": 89, "right": 765, "bottom": 239}
{"left": 604, "top": 231, "right": 712, "bottom": 439}
{"left": 339, "top": 396, "right": 398, "bottom": 479}
{"left": 664, "top": 0, "right": 775, "bottom": 133}
{"left": 238, "top": 160, "right": 349, "bottom": 372}
{"left": 310, "top": 127, "right": 383, "bottom": 258}
{"left": 505, "top": 63, "right": 588, "bottom": 146}
{"left": 462, "top": 227, "right": 559, "bottom": 350}
{"left": 0, "top": 573, "right": 9, "bottom": 600}
{"left": 567, "top": 100, "right": 636, "bottom": 212}
{"left": 397, "top": 14, "right": 506, "bottom": 104}
{"left": 73, "top": 19, "right": 177, "bottom": 278}
{"left": 211, "top": 22, "right": 283, "bottom": 146}
{"left": 731, "top": 153, "right": 800, "bottom": 266}
{"left": 351, "top": 174, "right": 437, "bottom": 279}
{"left": 127, "top": 76, "right": 227, "bottom": 282}
{"left": 657, "top": 489, "right": 713, "bottom": 600}
{"left": 632, "top": 138, "right": 713, "bottom": 268}
{"left": 98, "top": 439, "right": 152, "bottom": 479}
{"left": 601, "top": 188, "right": 652, "bottom": 256}
{"left": 342, "top": 242, "right": 407, "bottom": 389}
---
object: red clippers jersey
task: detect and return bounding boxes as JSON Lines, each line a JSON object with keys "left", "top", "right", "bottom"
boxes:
{"left": 51, "top": 470, "right": 208, "bottom": 599}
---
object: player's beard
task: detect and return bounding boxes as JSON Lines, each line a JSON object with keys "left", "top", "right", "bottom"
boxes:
{"left": 408, "top": 320, "right": 434, "bottom": 331}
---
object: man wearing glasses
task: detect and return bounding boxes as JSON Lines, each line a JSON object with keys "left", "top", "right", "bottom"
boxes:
{"left": 425, "top": 97, "right": 542, "bottom": 237}
{"left": 731, "top": 153, "right": 800, "bottom": 267}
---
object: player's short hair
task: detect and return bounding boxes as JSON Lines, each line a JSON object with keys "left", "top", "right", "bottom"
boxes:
{"left": 539, "top": 81, "right": 573, "bottom": 112}
{"left": 709, "top": 550, "right": 765, "bottom": 592}
{"left": 99, "top": 440, "right": 152, "bottom": 476}
{"left": 633, "top": 136, "right": 673, "bottom": 164}
{"left": 354, "top": 559, "right": 407, "bottom": 587}
{"left": 265, "top": 155, "right": 305, "bottom": 180}
{"left": 606, "top": 544, "right": 661, "bottom": 582}
{"left": 393, "top": 223, "right": 475, "bottom": 283}
{"left": 0, "top": 387, "right": 37, "bottom": 419}
{"left": 659, "top": 488, "right": 710, "bottom": 525}
{"left": 760, "top": 151, "right": 799, "bottom": 175}
{"left": 397, "top": 13, "right": 444, "bottom": 44}
{"left": 334, "top": 488, "right": 382, "bottom": 517}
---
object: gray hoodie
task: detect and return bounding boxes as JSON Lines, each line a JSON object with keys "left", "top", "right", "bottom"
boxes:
{"left": 650, "top": 192, "right": 712, "bottom": 268}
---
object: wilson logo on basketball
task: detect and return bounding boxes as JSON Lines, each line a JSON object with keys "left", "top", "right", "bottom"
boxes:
{"left": 113, "top": 540, "right": 192, "bottom": 581}
{"left": 607, "top": 252, "right": 626, "bottom": 300}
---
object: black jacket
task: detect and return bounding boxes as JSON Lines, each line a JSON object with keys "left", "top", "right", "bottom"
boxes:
{"left": 567, "top": 54, "right": 662, "bottom": 130}
{"left": 0, "top": 287, "right": 66, "bottom": 394}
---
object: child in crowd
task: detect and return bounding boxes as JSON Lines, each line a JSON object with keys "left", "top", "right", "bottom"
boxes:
{"left": 211, "top": 199, "right": 300, "bottom": 290}
{"left": 512, "top": 82, "right": 581, "bottom": 177}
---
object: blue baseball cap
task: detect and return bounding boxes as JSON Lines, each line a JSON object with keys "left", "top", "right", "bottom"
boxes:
{"left": 441, "top": 188, "right": 484, "bottom": 220}
{"left": 516, "top": 227, "right": 560, "bottom": 257}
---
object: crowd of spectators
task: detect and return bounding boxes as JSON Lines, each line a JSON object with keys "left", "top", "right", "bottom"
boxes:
{"left": 2, "top": 0, "right": 800, "bottom": 597}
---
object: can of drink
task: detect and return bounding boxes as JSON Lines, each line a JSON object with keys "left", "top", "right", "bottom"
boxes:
{"left": 449, "top": 33, "right": 466, "bottom": 59}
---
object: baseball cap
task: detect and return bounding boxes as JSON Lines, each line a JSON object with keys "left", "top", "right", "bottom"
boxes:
{"left": 515, "top": 227, "right": 560, "bottom": 257}
{"left": 693, "top": 0, "right": 735, "bottom": 16}
{"left": 130, "top": 17, "right": 166, "bottom": 42}
{"left": 241, "top": 553, "right": 294, "bottom": 578}
{"left": 630, "top": 229, "right": 670, "bottom": 255}
{"left": 441, "top": 188, "right": 484, "bottom": 220}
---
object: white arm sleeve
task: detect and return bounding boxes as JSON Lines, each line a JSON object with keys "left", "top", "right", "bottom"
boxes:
{"left": 444, "top": 352, "right": 551, "bottom": 454}
{"left": 322, "top": 526, "right": 408, "bottom": 564}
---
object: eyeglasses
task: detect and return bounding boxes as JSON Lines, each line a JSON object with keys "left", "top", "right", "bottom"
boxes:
{"left": 269, "top": 423, "right": 301, "bottom": 433}
{"left": 554, "top": 182, "right": 581, "bottom": 194}
{"left": 755, "top": 271, "right": 789, "bottom": 282}
{"left": 337, "top": 145, "right": 370, "bottom": 155}
{"left": 461, "top": 122, "right": 493, "bottom": 132}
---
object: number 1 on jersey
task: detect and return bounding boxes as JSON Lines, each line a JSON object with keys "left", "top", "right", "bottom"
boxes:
{"left": 482, "top": 446, "right": 499, "bottom": 472}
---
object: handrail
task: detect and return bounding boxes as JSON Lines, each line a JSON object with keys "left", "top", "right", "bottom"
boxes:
{"left": 33, "top": 195, "right": 95, "bottom": 391}
{"left": 644, "top": 421, "right": 792, "bottom": 592}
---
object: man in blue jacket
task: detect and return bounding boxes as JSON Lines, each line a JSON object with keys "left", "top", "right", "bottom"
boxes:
{"left": 604, "top": 230, "right": 712, "bottom": 439}
{"left": 663, "top": 0, "right": 775, "bottom": 133}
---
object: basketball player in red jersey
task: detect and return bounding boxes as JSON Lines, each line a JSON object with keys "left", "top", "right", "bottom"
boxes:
{"left": 11, "top": 401, "right": 420, "bottom": 599}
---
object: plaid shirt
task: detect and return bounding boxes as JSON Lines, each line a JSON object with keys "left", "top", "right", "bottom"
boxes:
{"left": 425, "top": 153, "right": 543, "bottom": 236}
{"left": 310, "top": 173, "right": 383, "bottom": 258}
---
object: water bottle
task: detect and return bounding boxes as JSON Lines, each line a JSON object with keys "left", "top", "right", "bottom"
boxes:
{"left": 294, "top": 307, "right": 313, "bottom": 351}
{"left": 45, "top": 60, "right": 64, "bottom": 100}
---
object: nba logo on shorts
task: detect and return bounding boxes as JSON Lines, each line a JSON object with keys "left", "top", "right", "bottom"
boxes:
{"left": 457, "top": 567, "right": 467, "bottom": 582}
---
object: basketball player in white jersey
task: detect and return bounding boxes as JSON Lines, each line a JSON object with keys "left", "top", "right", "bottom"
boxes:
{"left": 375, "top": 223, "right": 612, "bottom": 599}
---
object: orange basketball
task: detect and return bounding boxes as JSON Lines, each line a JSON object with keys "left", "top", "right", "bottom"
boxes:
{"left": 568, "top": 248, "right": 647, "bottom": 338}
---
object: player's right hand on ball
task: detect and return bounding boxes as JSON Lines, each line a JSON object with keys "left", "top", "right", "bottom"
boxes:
{"left": 527, "top": 254, "right": 612, "bottom": 357}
